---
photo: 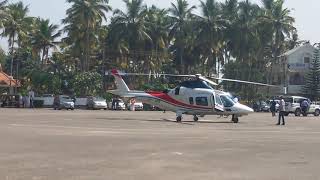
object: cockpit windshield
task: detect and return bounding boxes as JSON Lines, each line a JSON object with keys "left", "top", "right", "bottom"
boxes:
{"left": 220, "top": 95, "right": 235, "bottom": 107}
{"left": 179, "top": 80, "right": 213, "bottom": 89}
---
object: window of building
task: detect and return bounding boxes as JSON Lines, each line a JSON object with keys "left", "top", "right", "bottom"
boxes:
{"left": 189, "top": 97, "right": 194, "bottom": 105}
{"left": 304, "top": 57, "right": 310, "bottom": 64}
{"left": 196, "top": 97, "right": 208, "bottom": 106}
{"left": 289, "top": 73, "right": 305, "bottom": 85}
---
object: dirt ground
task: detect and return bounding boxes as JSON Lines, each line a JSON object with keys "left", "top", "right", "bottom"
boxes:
{"left": 0, "top": 108, "right": 320, "bottom": 180}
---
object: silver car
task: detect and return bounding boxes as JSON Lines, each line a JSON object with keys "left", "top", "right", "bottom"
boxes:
{"left": 87, "top": 96, "right": 107, "bottom": 110}
{"left": 53, "top": 95, "right": 75, "bottom": 110}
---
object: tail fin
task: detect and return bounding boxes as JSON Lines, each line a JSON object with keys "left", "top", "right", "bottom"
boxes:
{"left": 110, "top": 69, "right": 130, "bottom": 92}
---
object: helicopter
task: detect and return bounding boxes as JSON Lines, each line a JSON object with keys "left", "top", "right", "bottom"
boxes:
{"left": 108, "top": 69, "right": 277, "bottom": 123}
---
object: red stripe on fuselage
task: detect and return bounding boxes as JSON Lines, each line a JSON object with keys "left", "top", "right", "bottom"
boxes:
{"left": 146, "top": 91, "right": 212, "bottom": 110}
{"left": 111, "top": 69, "right": 122, "bottom": 78}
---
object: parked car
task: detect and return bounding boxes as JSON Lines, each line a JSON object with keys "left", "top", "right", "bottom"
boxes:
{"left": 107, "top": 98, "right": 126, "bottom": 110}
{"left": 252, "top": 100, "right": 270, "bottom": 112}
{"left": 53, "top": 95, "right": 75, "bottom": 110}
{"left": 127, "top": 102, "right": 144, "bottom": 111}
{"left": 283, "top": 96, "right": 320, "bottom": 116}
{"left": 87, "top": 96, "right": 107, "bottom": 110}
{"left": 0, "top": 94, "right": 22, "bottom": 108}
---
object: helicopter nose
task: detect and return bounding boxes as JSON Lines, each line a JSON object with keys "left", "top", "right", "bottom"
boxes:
{"left": 236, "top": 103, "right": 254, "bottom": 114}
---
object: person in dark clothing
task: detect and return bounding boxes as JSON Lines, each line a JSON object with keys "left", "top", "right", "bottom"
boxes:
{"left": 277, "top": 96, "right": 286, "bottom": 125}
{"left": 301, "top": 99, "right": 309, "bottom": 116}
{"left": 270, "top": 99, "right": 277, "bottom": 117}
{"left": 111, "top": 98, "right": 115, "bottom": 110}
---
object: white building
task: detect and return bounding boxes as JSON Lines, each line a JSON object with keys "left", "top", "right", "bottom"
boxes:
{"left": 276, "top": 43, "right": 316, "bottom": 95}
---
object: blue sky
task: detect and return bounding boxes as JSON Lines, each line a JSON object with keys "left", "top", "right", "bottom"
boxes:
{"left": 1, "top": 0, "right": 319, "bottom": 50}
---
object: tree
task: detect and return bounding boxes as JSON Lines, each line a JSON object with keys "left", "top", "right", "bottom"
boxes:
{"left": 169, "top": 0, "right": 196, "bottom": 74}
{"left": 0, "top": 0, "right": 8, "bottom": 27}
{"left": 196, "top": 0, "right": 227, "bottom": 75}
{"left": 63, "top": 0, "right": 111, "bottom": 72}
{"left": 2, "top": 1, "right": 33, "bottom": 76}
{"left": 109, "top": 0, "right": 152, "bottom": 72}
{"left": 302, "top": 47, "right": 320, "bottom": 101}
{"left": 30, "top": 18, "right": 61, "bottom": 65}
{"left": 145, "top": 6, "right": 170, "bottom": 72}
{"left": 72, "top": 71, "right": 102, "bottom": 96}
{"left": 260, "top": 0, "right": 295, "bottom": 84}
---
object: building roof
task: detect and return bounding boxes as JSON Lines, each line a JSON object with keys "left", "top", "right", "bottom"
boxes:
{"left": 280, "top": 43, "right": 315, "bottom": 57}
{"left": 0, "top": 64, "right": 21, "bottom": 87}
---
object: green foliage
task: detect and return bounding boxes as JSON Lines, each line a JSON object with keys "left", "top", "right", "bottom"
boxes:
{"left": 0, "top": 0, "right": 297, "bottom": 98}
{"left": 30, "top": 70, "right": 61, "bottom": 94}
{"left": 302, "top": 47, "right": 320, "bottom": 101}
{"left": 72, "top": 71, "right": 102, "bottom": 96}
{"left": 140, "top": 79, "right": 169, "bottom": 91}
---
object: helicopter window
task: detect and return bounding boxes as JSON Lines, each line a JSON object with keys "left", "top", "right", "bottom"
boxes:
{"left": 175, "top": 87, "right": 180, "bottom": 95}
{"left": 220, "top": 95, "right": 235, "bottom": 107}
{"left": 189, "top": 97, "right": 194, "bottom": 105}
{"left": 216, "top": 95, "right": 224, "bottom": 106}
{"left": 179, "top": 80, "right": 213, "bottom": 89}
{"left": 196, "top": 97, "right": 208, "bottom": 106}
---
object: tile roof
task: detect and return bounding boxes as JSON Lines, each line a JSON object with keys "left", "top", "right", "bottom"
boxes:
{"left": 0, "top": 69, "right": 21, "bottom": 87}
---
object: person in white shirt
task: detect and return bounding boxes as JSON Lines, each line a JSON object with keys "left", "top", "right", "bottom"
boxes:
{"left": 28, "top": 89, "right": 35, "bottom": 108}
{"left": 277, "top": 96, "right": 286, "bottom": 125}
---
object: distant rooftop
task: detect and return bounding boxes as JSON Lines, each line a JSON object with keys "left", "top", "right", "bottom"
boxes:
{"left": 280, "top": 43, "right": 315, "bottom": 57}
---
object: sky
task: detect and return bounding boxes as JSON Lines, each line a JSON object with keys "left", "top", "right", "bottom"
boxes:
{"left": 1, "top": 0, "right": 319, "bottom": 50}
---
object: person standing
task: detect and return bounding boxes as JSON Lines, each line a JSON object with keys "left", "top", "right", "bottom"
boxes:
{"left": 130, "top": 98, "right": 136, "bottom": 111}
{"left": 28, "top": 89, "right": 35, "bottom": 108}
{"left": 270, "top": 99, "right": 277, "bottom": 117}
{"left": 301, "top": 99, "right": 309, "bottom": 116}
{"left": 277, "top": 96, "right": 286, "bottom": 125}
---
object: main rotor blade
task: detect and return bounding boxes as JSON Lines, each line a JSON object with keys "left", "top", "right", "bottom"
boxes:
{"left": 106, "top": 72, "right": 196, "bottom": 78}
{"left": 213, "top": 77, "right": 279, "bottom": 87}
{"left": 198, "top": 76, "right": 218, "bottom": 86}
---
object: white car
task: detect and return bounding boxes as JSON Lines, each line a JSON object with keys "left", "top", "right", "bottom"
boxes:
{"left": 127, "top": 102, "right": 144, "bottom": 111}
{"left": 87, "top": 97, "right": 107, "bottom": 110}
{"left": 283, "top": 96, "right": 320, "bottom": 116}
{"left": 108, "top": 99, "right": 126, "bottom": 110}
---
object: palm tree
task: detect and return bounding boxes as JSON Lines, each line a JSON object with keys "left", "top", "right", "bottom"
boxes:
{"left": 31, "top": 18, "right": 61, "bottom": 65}
{"left": 2, "top": 1, "right": 33, "bottom": 76}
{"left": 109, "top": 0, "right": 152, "bottom": 71}
{"left": 196, "top": 0, "right": 227, "bottom": 75}
{"left": 260, "top": 0, "right": 295, "bottom": 85}
{"left": 145, "top": 6, "right": 170, "bottom": 72}
{"left": 63, "top": 0, "right": 111, "bottom": 72}
{"left": 0, "top": 0, "right": 8, "bottom": 27}
{"left": 169, "top": 0, "right": 196, "bottom": 74}
{"left": 261, "top": 0, "right": 295, "bottom": 59}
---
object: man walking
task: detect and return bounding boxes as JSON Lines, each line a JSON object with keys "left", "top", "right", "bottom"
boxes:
{"left": 277, "top": 96, "right": 286, "bottom": 125}
{"left": 28, "top": 89, "right": 35, "bottom": 108}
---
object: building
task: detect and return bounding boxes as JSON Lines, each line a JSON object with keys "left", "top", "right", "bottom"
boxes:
{"left": 275, "top": 43, "right": 316, "bottom": 95}
{"left": 0, "top": 64, "right": 21, "bottom": 94}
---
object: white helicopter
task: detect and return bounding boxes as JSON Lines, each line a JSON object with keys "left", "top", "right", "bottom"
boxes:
{"left": 108, "top": 69, "right": 277, "bottom": 123}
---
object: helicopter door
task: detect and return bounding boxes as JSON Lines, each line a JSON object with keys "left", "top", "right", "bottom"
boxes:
{"left": 213, "top": 93, "right": 224, "bottom": 112}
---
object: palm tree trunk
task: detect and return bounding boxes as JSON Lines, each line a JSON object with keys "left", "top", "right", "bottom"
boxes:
{"left": 10, "top": 35, "right": 15, "bottom": 76}
{"left": 41, "top": 47, "right": 46, "bottom": 66}
{"left": 180, "top": 46, "right": 184, "bottom": 74}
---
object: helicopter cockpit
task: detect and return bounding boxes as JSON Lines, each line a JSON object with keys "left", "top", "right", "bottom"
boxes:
{"left": 179, "top": 80, "right": 213, "bottom": 89}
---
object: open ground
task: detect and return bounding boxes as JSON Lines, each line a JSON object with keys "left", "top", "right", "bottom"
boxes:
{"left": 1, "top": 109, "right": 320, "bottom": 180}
